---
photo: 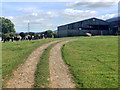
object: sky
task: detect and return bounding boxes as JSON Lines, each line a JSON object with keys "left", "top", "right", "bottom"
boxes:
{"left": 1, "top": 0, "right": 119, "bottom": 33}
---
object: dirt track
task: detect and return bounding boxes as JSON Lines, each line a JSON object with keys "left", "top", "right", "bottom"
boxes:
{"left": 49, "top": 39, "right": 76, "bottom": 88}
{"left": 6, "top": 40, "right": 60, "bottom": 88}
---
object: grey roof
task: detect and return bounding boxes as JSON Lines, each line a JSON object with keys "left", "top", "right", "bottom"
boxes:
{"left": 58, "top": 17, "right": 109, "bottom": 27}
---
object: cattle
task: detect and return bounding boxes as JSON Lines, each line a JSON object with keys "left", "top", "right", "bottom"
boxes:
{"left": 44, "top": 34, "right": 48, "bottom": 39}
{"left": 33, "top": 34, "right": 40, "bottom": 39}
{"left": 14, "top": 35, "right": 21, "bottom": 41}
{"left": 2, "top": 37, "right": 14, "bottom": 43}
{"left": 1, "top": 32, "right": 55, "bottom": 43}
{"left": 31, "top": 36, "right": 34, "bottom": 40}
{"left": 40, "top": 34, "right": 45, "bottom": 39}
{"left": 25, "top": 35, "right": 32, "bottom": 40}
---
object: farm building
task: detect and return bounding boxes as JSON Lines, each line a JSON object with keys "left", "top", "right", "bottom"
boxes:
{"left": 58, "top": 18, "right": 111, "bottom": 37}
{"left": 107, "top": 17, "right": 120, "bottom": 35}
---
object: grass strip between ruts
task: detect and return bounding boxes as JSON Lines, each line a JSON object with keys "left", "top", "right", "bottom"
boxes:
{"left": 34, "top": 42, "right": 58, "bottom": 88}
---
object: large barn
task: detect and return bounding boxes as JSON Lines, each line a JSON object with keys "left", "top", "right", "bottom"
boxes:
{"left": 58, "top": 18, "right": 111, "bottom": 37}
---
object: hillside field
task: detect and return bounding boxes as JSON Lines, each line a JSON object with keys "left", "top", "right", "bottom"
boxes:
{"left": 62, "top": 36, "right": 118, "bottom": 88}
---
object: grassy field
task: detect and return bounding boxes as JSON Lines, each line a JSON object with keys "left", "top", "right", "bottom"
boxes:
{"left": 34, "top": 42, "right": 58, "bottom": 88}
{"left": 2, "top": 38, "right": 59, "bottom": 87}
{"left": 62, "top": 36, "right": 118, "bottom": 88}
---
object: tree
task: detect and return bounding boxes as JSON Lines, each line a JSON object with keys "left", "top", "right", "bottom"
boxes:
{"left": 44, "top": 30, "right": 54, "bottom": 38}
{"left": 2, "top": 32, "right": 15, "bottom": 39}
{"left": 0, "top": 17, "right": 16, "bottom": 34}
{"left": 2, "top": 33, "right": 10, "bottom": 39}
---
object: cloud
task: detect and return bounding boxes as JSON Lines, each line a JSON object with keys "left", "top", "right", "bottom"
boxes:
{"left": 2, "top": 0, "right": 119, "bottom": 2}
{"left": 66, "top": 0, "right": 119, "bottom": 8}
{"left": 61, "top": 9, "right": 98, "bottom": 22}
{"left": 5, "top": 11, "right": 59, "bottom": 32}
{"left": 0, "top": 3, "right": 2, "bottom": 16}
{"left": 98, "top": 13, "right": 117, "bottom": 20}
{"left": 5, "top": 9, "right": 99, "bottom": 32}
{"left": 32, "top": 13, "right": 38, "bottom": 16}
{"left": 18, "top": 7, "right": 43, "bottom": 13}
{"left": 2, "top": 0, "right": 74, "bottom": 2}
{"left": 6, "top": 16, "right": 14, "bottom": 20}
{"left": 4, "top": 0, "right": 118, "bottom": 32}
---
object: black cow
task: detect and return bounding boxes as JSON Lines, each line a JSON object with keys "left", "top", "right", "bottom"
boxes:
{"left": 2, "top": 37, "right": 14, "bottom": 43}
{"left": 14, "top": 36, "right": 21, "bottom": 41}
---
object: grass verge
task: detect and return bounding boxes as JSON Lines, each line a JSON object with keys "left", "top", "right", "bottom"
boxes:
{"left": 61, "top": 36, "right": 118, "bottom": 88}
{"left": 2, "top": 38, "right": 59, "bottom": 87}
{"left": 34, "top": 42, "right": 58, "bottom": 88}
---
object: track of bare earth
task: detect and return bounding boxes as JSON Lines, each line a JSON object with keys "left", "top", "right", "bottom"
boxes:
{"left": 49, "top": 39, "right": 77, "bottom": 88}
{"left": 6, "top": 40, "right": 60, "bottom": 88}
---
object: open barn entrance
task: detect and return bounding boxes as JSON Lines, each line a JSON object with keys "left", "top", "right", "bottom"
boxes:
{"left": 80, "top": 25, "right": 109, "bottom": 35}
{"left": 82, "top": 25, "right": 109, "bottom": 30}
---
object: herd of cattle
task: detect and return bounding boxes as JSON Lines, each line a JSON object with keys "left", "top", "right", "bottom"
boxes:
{"left": 1, "top": 34, "right": 49, "bottom": 43}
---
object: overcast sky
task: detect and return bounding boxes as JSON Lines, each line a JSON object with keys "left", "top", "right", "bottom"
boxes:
{"left": 1, "top": 0, "right": 119, "bottom": 33}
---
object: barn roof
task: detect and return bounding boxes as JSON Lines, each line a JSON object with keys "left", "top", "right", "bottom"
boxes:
{"left": 58, "top": 17, "right": 109, "bottom": 27}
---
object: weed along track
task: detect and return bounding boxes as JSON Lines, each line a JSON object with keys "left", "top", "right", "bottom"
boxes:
{"left": 6, "top": 40, "right": 60, "bottom": 88}
{"left": 49, "top": 39, "right": 77, "bottom": 88}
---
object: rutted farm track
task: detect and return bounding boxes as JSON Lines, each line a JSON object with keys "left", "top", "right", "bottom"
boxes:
{"left": 49, "top": 39, "right": 76, "bottom": 88}
{"left": 6, "top": 40, "right": 60, "bottom": 88}
{"left": 6, "top": 39, "right": 76, "bottom": 88}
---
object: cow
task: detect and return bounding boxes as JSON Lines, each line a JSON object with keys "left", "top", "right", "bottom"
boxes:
{"left": 14, "top": 35, "right": 21, "bottom": 41}
{"left": 25, "top": 35, "right": 32, "bottom": 40}
{"left": 2, "top": 37, "right": 14, "bottom": 43}
{"left": 40, "top": 34, "right": 45, "bottom": 39}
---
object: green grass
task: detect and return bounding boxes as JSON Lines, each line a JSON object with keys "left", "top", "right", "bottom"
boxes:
{"left": 62, "top": 36, "right": 118, "bottom": 88}
{"left": 2, "top": 38, "right": 59, "bottom": 87}
{"left": 34, "top": 42, "right": 58, "bottom": 88}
